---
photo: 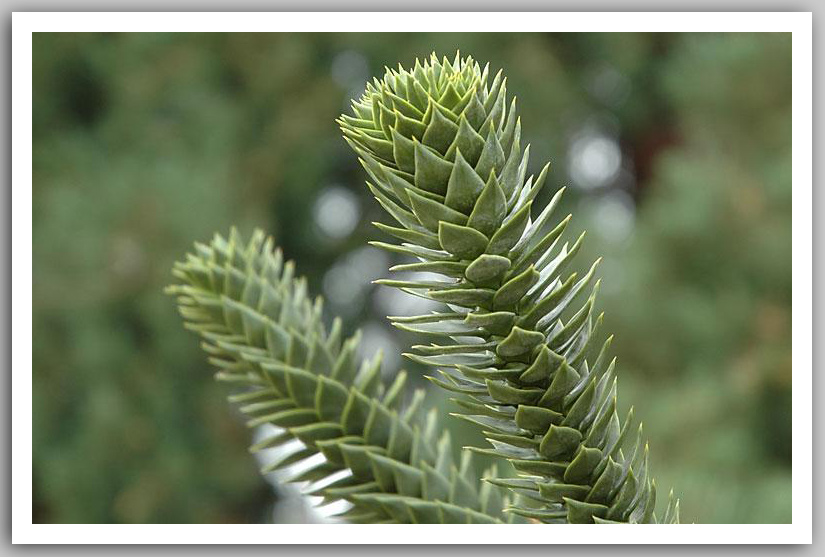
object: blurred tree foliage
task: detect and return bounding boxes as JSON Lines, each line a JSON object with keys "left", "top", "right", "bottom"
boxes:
{"left": 32, "top": 32, "right": 791, "bottom": 523}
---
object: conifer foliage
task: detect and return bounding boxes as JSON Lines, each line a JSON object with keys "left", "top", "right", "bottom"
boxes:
{"left": 170, "top": 53, "right": 680, "bottom": 524}
{"left": 167, "top": 229, "right": 515, "bottom": 524}
{"left": 338, "top": 53, "right": 679, "bottom": 524}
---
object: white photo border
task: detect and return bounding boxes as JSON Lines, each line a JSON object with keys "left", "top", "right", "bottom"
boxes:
{"left": 12, "top": 11, "right": 813, "bottom": 544}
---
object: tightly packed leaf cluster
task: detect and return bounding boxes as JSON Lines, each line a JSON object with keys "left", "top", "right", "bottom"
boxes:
{"left": 166, "top": 229, "right": 515, "bottom": 524}
{"left": 339, "top": 53, "right": 679, "bottom": 524}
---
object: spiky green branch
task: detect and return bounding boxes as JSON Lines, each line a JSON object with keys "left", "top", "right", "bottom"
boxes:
{"left": 339, "top": 53, "right": 679, "bottom": 524}
{"left": 167, "top": 228, "right": 514, "bottom": 524}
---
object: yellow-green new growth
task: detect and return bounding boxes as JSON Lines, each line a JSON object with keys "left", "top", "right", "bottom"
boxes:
{"left": 340, "top": 53, "right": 680, "bottom": 524}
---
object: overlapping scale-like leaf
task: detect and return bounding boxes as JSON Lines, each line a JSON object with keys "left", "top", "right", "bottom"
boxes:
{"left": 167, "top": 228, "right": 515, "bottom": 524}
{"left": 341, "top": 53, "right": 680, "bottom": 524}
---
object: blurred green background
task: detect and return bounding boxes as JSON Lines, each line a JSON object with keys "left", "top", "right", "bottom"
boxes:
{"left": 32, "top": 32, "right": 792, "bottom": 524}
